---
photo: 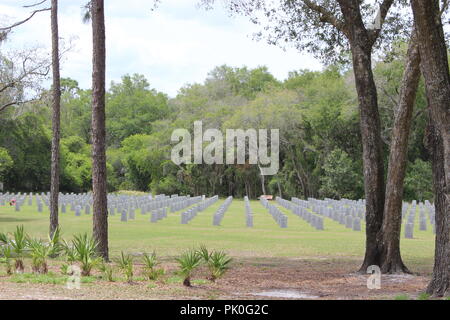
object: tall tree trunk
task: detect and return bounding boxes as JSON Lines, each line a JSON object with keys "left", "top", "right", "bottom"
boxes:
{"left": 91, "top": 0, "right": 109, "bottom": 261}
{"left": 411, "top": 0, "right": 450, "bottom": 295}
{"left": 411, "top": 0, "right": 450, "bottom": 195}
{"left": 336, "top": 1, "right": 387, "bottom": 272}
{"left": 49, "top": 0, "right": 60, "bottom": 237}
{"left": 377, "top": 33, "right": 421, "bottom": 274}
{"left": 277, "top": 178, "right": 282, "bottom": 198}
{"left": 351, "top": 44, "right": 386, "bottom": 272}
{"left": 288, "top": 145, "right": 309, "bottom": 198}
{"left": 259, "top": 165, "right": 266, "bottom": 195}
{"left": 425, "top": 119, "right": 450, "bottom": 296}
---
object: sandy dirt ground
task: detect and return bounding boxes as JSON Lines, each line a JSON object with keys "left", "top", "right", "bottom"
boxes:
{"left": 0, "top": 257, "right": 434, "bottom": 300}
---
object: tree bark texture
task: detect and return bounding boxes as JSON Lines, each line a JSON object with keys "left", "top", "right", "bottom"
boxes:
{"left": 377, "top": 33, "right": 421, "bottom": 273}
{"left": 91, "top": 0, "right": 109, "bottom": 261}
{"left": 50, "top": 0, "right": 60, "bottom": 237}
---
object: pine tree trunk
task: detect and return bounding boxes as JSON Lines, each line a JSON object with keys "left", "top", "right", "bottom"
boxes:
{"left": 91, "top": 0, "right": 109, "bottom": 261}
{"left": 377, "top": 33, "right": 421, "bottom": 274}
{"left": 49, "top": 0, "right": 60, "bottom": 237}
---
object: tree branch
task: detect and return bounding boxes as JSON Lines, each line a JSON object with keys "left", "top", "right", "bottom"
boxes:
{"left": 413, "top": 108, "right": 425, "bottom": 122}
{"left": 23, "top": 0, "right": 48, "bottom": 8}
{"left": 381, "top": 86, "right": 399, "bottom": 108}
{"left": 0, "top": 8, "right": 50, "bottom": 32}
{"left": 367, "top": 0, "right": 395, "bottom": 45}
{"left": 0, "top": 57, "right": 51, "bottom": 95}
{"left": 0, "top": 82, "right": 15, "bottom": 94}
{"left": 440, "top": 0, "right": 449, "bottom": 16}
{"left": 0, "top": 102, "right": 17, "bottom": 113}
{"left": 301, "top": 0, "right": 346, "bottom": 34}
{"left": 0, "top": 98, "right": 40, "bottom": 113}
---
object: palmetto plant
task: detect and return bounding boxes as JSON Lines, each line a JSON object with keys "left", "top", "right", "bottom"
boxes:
{"left": 176, "top": 249, "right": 202, "bottom": 287}
{"left": 99, "top": 262, "right": 114, "bottom": 282}
{"left": 0, "top": 232, "right": 8, "bottom": 245}
{"left": 196, "top": 246, "right": 232, "bottom": 282}
{"left": 62, "top": 239, "right": 77, "bottom": 264}
{"left": 28, "top": 238, "right": 51, "bottom": 274}
{"left": 60, "top": 263, "right": 69, "bottom": 275}
{"left": 71, "top": 233, "right": 100, "bottom": 276}
{"left": 0, "top": 245, "right": 13, "bottom": 275}
{"left": 47, "top": 227, "right": 63, "bottom": 258}
{"left": 9, "top": 225, "right": 28, "bottom": 273}
{"left": 116, "top": 252, "right": 133, "bottom": 283}
{"left": 142, "top": 252, "right": 164, "bottom": 280}
{"left": 207, "top": 251, "right": 232, "bottom": 282}
{"left": 197, "top": 244, "right": 211, "bottom": 263}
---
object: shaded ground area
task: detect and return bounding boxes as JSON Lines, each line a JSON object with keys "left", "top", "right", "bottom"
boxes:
{"left": 0, "top": 257, "right": 433, "bottom": 300}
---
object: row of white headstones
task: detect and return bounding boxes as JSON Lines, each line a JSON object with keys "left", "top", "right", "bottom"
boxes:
{"left": 256, "top": 196, "right": 434, "bottom": 237}
{"left": 0, "top": 192, "right": 435, "bottom": 236}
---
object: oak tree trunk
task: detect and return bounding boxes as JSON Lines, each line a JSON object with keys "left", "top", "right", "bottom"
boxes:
{"left": 336, "top": 1, "right": 387, "bottom": 272}
{"left": 411, "top": 0, "right": 450, "bottom": 295}
{"left": 350, "top": 44, "right": 386, "bottom": 272}
{"left": 411, "top": 0, "right": 450, "bottom": 192}
{"left": 91, "top": 0, "right": 109, "bottom": 261}
{"left": 377, "top": 33, "right": 421, "bottom": 274}
{"left": 49, "top": 0, "right": 60, "bottom": 237}
{"left": 425, "top": 120, "right": 450, "bottom": 296}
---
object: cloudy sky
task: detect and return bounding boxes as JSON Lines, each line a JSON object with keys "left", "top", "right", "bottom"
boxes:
{"left": 0, "top": 0, "right": 322, "bottom": 97}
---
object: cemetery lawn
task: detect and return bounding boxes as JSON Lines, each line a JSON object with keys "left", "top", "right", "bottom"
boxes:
{"left": 0, "top": 199, "right": 438, "bottom": 300}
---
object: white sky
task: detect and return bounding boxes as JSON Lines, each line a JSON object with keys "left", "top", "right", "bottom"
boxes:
{"left": 0, "top": 0, "right": 322, "bottom": 97}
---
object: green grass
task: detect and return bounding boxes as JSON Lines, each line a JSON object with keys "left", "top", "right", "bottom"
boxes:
{"left": 8, "top": 272, "right": 96, "bottom": 285}
{"left": 192, "top": 279, "right": 209, "bottom": 285}
{"left": 418, "top": 292, "right": 431, "bottom": 300}
{"left": 166, "top": 275, "right": 183, "bottom": 284}
{"left": 0, "top": 198, "right": 436, "bottom": 267}
{"left": 394, "top": 294, "right": 410, "bottom": 300}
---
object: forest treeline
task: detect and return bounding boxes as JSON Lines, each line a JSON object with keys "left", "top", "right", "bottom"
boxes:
{"left": 0, "top": 48, "right": 434, "bottom": 201}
